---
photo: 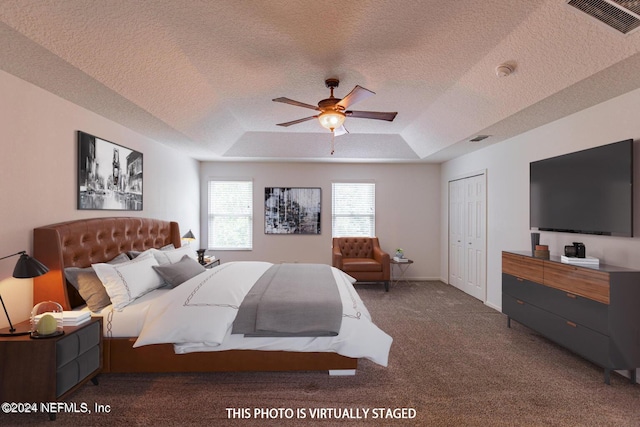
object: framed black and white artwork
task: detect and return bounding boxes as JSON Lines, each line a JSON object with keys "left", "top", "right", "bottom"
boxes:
{"left": 265, "top": 187, "right": 321, "bottom": 234}
{"left": 77, "top": 131, "right": 143, "bottom": 211}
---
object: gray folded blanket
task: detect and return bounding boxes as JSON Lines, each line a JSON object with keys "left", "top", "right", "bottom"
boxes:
{"left": 232, "top": 263, "right": 343, "bottom": 337}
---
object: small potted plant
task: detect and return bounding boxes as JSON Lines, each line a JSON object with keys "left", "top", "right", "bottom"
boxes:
{"left": 394, "top": 248, "right": 404, "bottom": 259}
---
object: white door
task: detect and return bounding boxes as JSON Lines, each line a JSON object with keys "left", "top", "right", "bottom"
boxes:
{"left": 448, "top": 179, "right": 464, "bottom": 290}
{"left": 448, "top": 173, "right": 486, "bottom": 301}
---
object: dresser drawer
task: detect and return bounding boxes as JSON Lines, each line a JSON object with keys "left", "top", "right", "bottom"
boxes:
{"left": 503, "top": 273, "right": 608, "bottom": 335}
{"left": 503, "top": 273, "right": 546, "bottom": 300}
{"left": 503, "top": 295, "right": 609, "bottom": 367}
{"left": 56, "top": 345, "right": 101, "bottom": 397}
{"left": 502, "top": 252, "right": 543, "bottom": 283}
{"left": 56, "top": 320, "right": 101, "bottom": 368}
{"left": 543, "top": 262, "right": 610, "bottom": 304}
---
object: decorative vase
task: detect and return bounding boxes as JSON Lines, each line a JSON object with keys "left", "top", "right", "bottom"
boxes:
{"left": 531, "top": 232, "right": 540, "bottom": 256}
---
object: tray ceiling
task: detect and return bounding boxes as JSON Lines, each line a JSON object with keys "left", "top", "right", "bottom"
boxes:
{"left": 2, "top": 0, "right": 640, "bottom": 162}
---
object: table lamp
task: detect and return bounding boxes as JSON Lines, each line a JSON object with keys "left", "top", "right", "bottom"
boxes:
{"left": 0, "top": 251, "right": 49, "bottom": 336}
{"left": 182, "top": 229, "right": 195, "bottom": 245}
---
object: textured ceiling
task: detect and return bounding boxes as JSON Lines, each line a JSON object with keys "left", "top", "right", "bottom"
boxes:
{"left": 2, "top": 0, "right": 640, "bottom": 162}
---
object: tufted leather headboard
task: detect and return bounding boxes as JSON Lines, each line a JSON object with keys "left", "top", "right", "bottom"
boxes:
{"left": 33, "top": 217, "right": 181, "bottom": 310}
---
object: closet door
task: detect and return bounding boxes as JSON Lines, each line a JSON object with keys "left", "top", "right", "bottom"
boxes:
{"left": 448, "top": 173, "right": 486, "bottom": 301}
{"left": 448, "top": 179, "right": 465, "bottom": 290}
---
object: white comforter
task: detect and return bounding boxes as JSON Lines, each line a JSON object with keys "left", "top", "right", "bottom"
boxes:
{"left": 134, "top": 261, "right": 392, "bottom": 366}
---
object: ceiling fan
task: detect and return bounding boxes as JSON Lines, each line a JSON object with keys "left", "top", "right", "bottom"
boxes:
{"left": 272, "top": 78, "right": 398, "bottom": 138}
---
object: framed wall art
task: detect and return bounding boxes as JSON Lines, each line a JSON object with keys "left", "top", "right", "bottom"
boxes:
{"left": 77, "top": 131, "right": 143, "bottom": 211}
{"left": 265, "top": 187, "right": 321, "bottom": 234}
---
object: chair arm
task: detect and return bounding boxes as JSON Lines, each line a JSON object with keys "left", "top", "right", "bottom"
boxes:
{"left": 332, "top": 245, "right": 344, "bottom": 268}
{"left": 372, "top": 245, "right": 391, "bottom": 280}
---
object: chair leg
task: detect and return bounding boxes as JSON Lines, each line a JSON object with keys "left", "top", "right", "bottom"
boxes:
{"left": 385, "top": 281, "right": 389, "bottom": 292}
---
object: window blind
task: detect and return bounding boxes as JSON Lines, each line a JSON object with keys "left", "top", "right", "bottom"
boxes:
{"left": 332, "top": 182, "right": 375, "bottom": 237}
{"left": 208, "top": 180, "right": 253, "bottom": 250}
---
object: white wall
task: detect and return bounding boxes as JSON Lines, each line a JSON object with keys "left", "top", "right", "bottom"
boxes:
{"left": 440, "top": 87, "right": 640, "bottom": 311}
{"left": 200, "top": 162, "right": 441, "bottom": 281}
{"left": 0, "top": 70, "right": 200, "bottom": 328}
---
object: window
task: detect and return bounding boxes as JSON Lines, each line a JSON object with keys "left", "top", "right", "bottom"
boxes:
{"left": 208, "top": 180, "right": 253, "bottom": 250}
{"left": 332, "top": 182, "right": 375, "bottom": 237}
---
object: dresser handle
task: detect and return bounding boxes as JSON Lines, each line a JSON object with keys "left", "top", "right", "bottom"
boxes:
{"left": 566, "top": 321, "right": 577, "bottom": 328}
{"left": 566, "top": 293, "right": 576, "bottom": 299}
{"left": 516, "top": 300, "right": 524, "bottom": 305}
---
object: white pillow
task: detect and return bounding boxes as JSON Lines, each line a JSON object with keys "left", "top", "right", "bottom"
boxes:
{"left": 152, "top": 245, "right": 198, "bottom": 265}
{"left": 92, "top": 252, "right": 164, "bottom": 310}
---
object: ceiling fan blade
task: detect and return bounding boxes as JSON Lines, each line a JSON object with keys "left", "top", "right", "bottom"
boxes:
{"left": 336, "top": 85, "right": 375, "bottom": 109}
{"left": 346, "top": 110, "right": 398, "bottom": 121}
{"left": 272, "top": 97, "right": 319, "bottom": 111}
{"left": 276, "top": 116, "right": 318, "bottom": 127}
{"left": 334, "top": 125, "right": 349, "bottom": 137}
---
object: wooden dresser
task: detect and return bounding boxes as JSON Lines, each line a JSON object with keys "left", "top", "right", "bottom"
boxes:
{"left": 502, "top": 251, "right": 640, "bottom": 384}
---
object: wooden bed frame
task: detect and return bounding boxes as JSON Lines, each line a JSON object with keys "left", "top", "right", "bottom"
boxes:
{"left": 33, "top": 217, "right": 357, "bottom": 374}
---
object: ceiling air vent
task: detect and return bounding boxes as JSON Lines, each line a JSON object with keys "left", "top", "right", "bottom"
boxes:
{"left": 567, "top": 0, "right": 640, "bottom": 34}
{"left": 469, "top": 135, "right": 490, "bottom": 143}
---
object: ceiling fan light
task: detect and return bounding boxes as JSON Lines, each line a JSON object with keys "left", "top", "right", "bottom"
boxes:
{"left": 318, "top": 111, "right": 346, "bottom": 130}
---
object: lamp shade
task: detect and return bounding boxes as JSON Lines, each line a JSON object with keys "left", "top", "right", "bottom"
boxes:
{"left": 182, "top": 230, "right": 196, "bottom": 240}
{"left": 12, "top": 253, "right": 49, "bottom": 279}
{"left": 318, "top": 111, "right": 346, "bottom": 130}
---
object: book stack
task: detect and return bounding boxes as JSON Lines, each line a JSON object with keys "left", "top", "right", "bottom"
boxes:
{"left": 62, "top": 311, "right": 91, "bottom": 326}
{"left": 393, "top": 256, "right": 409, "bottom": 263}
{"left": 561, "top": 255, "right": 600, "bottom": 267}
{"left": 534, "top": 245, "right": 550, "bottom": 259}
{"left": 34, "top": 311, "right": 91, "bottom": 326}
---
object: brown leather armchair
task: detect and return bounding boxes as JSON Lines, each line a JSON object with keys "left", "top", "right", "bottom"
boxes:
{"left": 332, "top": 237, "right": 391, "bottom": 292}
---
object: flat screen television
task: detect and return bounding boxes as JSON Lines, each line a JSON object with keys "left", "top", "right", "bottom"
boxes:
{"left": 530, "top": 139, "right": 634, "bottom": 237}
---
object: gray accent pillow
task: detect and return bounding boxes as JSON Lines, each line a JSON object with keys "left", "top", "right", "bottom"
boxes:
{"left": 64, "top": 253, "right": 130, "bottom": 290}
{"left": 152, "top": 255, "right": 206, "bottom": 288}
{"left": 63, "top": 253, "right": 129, "bottom": 312}
{"left": 128, "top": 243, "right": 175, "bottom": 259}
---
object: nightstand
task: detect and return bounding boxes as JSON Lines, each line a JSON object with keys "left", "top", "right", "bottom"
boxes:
{"left": 0, "top": 317, "right": 102, "bottom": 419}
{"left": 204, "top": 258, "right": 221, "bottom": 269}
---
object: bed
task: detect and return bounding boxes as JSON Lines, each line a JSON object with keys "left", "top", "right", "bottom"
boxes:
{"left": 33, "top": 217, "right": 391, "bottom": 375}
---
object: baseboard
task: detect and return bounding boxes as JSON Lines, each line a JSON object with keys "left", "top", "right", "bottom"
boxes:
{"left": 484, "top": 301, "right": 501, "bottom": 312}
{"left": 398, "top": 276, "right": 442, "bottom": 282}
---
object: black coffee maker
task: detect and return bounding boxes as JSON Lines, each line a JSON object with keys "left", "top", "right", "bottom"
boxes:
{"left": 564, "top": 242, "right": 586, "bottom": 258}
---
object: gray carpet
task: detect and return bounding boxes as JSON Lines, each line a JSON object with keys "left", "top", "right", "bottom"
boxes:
{"left": 2, "top": 281, "right": 639, "bottom": 426}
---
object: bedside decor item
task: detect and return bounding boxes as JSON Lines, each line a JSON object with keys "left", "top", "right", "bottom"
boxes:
{"left": 534, "top": 244, "right": 550, "bottom": 259}
{"left": 77, "top": 130, "right": 143, "bottom": 211}
{"left": 573, "top": 242, "right": 586, "bottom": 258}
{"left": 530, "top": 232, "right": 540, "bottom": 256}
{"left": 563, "top": 242, "right": 586, "bottom": 258}
{"left": 265, "top": 187, "right": 321, "bottom": 234}
{"left": 0, "top": 251, "right": 49, "bottom": 337}
{"left": 196, "top": 249, "right": 206, "bottom": 264}
{"left": 394, "top": 248, "right": 404, "bottom": 259}
{"left": 564, "top": 244, "right": 577, "bottom": 257}
{"left": 30, "top": 300, "right": 64, "bottom": 338}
